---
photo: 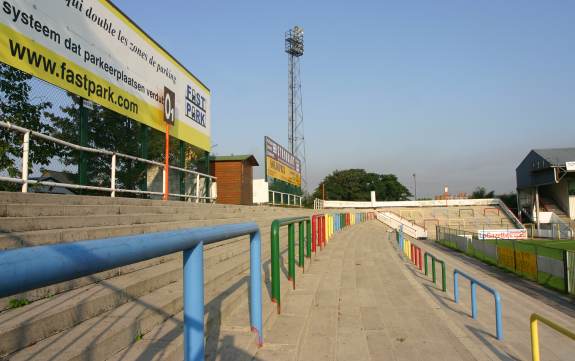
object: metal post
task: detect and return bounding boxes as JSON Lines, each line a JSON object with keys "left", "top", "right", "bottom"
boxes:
{"left": 312, "top": 216, "right": 317, "bottom": 253}
{"left": 79, "top": 99, "right": 88, "bottom": 189}
{"left": 180, "top": 141, "right": 185, "bottom": 199}
{"left": 163, "top": 123, "right": 170, "bottom": 201}
{"left": 204, "top": 151, "right": 210, "bottom": 201}
{"left": 270, "top": 221, "right": 280, "bottom": 313}
{"left": 419, "top": 248, "right": 423, "bottom": 271}
{"left": 441, "top": 261, "right": 446, "bottom": 292}
{"left": 495, "top": 292, "right": 503, "bottom": 340}
{"left": 139, "top": 124, "right": 149, "bottom": 193}
{"left": 288, "top": 223, "right": 295, "bottom": 289}
{"left": 530, "top": 316, "right": 540, "bottom": 361}
{"left": 162, "top": 165, "right": 167, "bottom": 201}
{"left": 454, "top": 272, "right": 459, "bottom": 303}
{"left": 432, "top": 257, "right": 436, "bottom": 283}
{"left": 183, "top": 242, "right": 204, "bottom": 361}
{"left": 111, "top": 154, "right": 116, "bottom": 197}
{"left": 298, "top": 221, "right": 305, "bottom": 270}
{"left": 471, "top": 282, "right": 478, "bottom": 319}
{"left": 535, "top": 187, "right": 540, "bottom": 231}
{"left": 249, "top": 231, "right": 263, "bottom": 346}
{"left": 195, "top": 174, "right": 200, "bottom": 203}
{"left": 306, "top": 219, "right": 312, "bottom": 258}
{"left": 21, "top": 131, "right": 30, "bottom": 193}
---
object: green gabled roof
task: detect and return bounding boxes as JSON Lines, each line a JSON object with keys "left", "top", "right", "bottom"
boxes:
{"left": 210, "top": 155, "right": 259, "bottom": 166}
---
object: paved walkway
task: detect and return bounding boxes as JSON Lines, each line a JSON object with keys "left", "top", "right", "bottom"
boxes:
{"left": 213, "top": 221, "right": 575, "bottom": 360}
{"left": 251, "top": 221, "right": 477, "bottom": 361}
{"left": 413, "top": 237, "right": 575, "bottom": 361}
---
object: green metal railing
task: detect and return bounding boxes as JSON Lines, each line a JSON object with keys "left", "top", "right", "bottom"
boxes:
{"left": 424, "top": 252, "right": 447, "bottom": 292}
{"left": 270, "top": 216, "right": 311, "bottom": 314}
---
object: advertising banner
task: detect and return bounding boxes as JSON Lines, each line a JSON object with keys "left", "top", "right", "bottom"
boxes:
{"left": 478, "top": 229, "right": 528, "bottom": 240}
{"left": 497, "top": 246, "right": 516, "bottom": 271}
{"left": 516, "top": 250, "right": 538, "bottom": 281}
{"left": 264, "top": 136, "right": 301, "bottom": 187}
{"left": 0, "top": 0, "right": 210, "bottom": 150}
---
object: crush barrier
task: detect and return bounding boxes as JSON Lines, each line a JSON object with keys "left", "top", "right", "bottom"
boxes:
{"left": 411, "top": 244, "right": 423, "bottom": 271}
{"left": 270, "top": 216, "right": 310, "bottom": 313}
{"left": 530, "top": 313, "right": 575, "bottom": 361}
{"left": 454, "top": 269, "right": 503, "bottom": 340}
{"left": 424, "top": 252, "right": 447, "bottom": 292}
{"left": 0, "top": 223, "right": 263, "bottom": 361}
{"left": 272, "top": 212, "right": 374, "bottom": 313}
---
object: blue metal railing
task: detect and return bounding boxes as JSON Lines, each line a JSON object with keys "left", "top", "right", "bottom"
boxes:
{"left": 453, "top": 268, "right": 503, "bottom": 340}
{"left": 0, "top": 223, "right": 263, "bottom": 361}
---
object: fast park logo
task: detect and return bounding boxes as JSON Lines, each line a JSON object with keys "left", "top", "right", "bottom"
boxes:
{"left": 185, "top": 85, "right": 206, "bottom": 127}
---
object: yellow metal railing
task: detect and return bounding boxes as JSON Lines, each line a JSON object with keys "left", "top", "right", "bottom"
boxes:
{"left": 530, "top": 313, "right": 575, "bottom": 361}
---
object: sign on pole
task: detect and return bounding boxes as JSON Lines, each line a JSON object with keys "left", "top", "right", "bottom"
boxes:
{"left": 264, "top": 136, "right": 301, "bottom": 187}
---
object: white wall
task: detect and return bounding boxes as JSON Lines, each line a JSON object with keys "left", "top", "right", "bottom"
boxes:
{"left": 323, "top": 198, "right": 501, "bottom": 209}
{"left": 252, "top": 179, "right": 269, "bottom": 204}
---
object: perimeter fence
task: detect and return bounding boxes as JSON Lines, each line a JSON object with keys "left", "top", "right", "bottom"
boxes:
{"left": 436, "top": 226, "right": 575, "bottom": 295}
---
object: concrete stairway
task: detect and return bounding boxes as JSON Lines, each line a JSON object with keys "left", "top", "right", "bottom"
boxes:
{"left": 540, "top": 197, "right": 573, "bottom": 225}
{"left": 0, "top": 192, "right": 313, "bottom": 360}
{"left": 379, "top": 204, "right": 519, "bottom": 239}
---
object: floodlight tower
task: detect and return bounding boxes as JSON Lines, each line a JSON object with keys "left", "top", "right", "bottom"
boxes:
{"left": 285, "top": 26, "right": 307, "bottom": 190}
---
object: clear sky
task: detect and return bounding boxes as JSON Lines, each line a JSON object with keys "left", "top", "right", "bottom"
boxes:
{"left": 116, "top": 0, "right": 574, "bottom": 198}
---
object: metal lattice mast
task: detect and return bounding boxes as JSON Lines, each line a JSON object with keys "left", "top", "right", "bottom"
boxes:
{"left": 285, "top": 26, "right": 307, "bottom": 191}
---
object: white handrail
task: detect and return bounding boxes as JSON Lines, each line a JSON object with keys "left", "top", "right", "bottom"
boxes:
{"left": 268, "top": 190, "right": 303, "bottom": 208}
{"left": 377, "top": 211, "right": 428, "bottom": 239}
{"left": 0, "top": 121, "right": 216, "bottom": 201}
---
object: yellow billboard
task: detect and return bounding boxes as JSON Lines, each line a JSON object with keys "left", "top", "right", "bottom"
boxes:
{"left": 0, "top": 0, "right": 210, "bottom": 150}
{"left": 266, "top": 156, "right": 301, "bottom": 187}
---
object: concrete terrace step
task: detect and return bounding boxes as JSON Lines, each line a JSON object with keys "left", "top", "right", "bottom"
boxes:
{"left": 7, "top": 280, "right": 184, "bottom": 361}
{"left": 0, "top": 209, "right": 305, "bottom": 233}
{"left": 0, "top": 192, "right": 308, "bottom": 216}
{"left": 0, "top": 202, "right": 302, "bottom": 218}
{"left": 0, "top": 225, "right": 295, "bottom": 359}
{"left": 5, "top": 238, "right": 288, "bottom": 361}
{"left": 107, "top": 244, "right": 306, "bottom": 361}
{"left": 0, "top": 212, "right": 305, "bottom": 249}
{"left": 0, "top": 224, "right": 289, "bottom": 311}
{"left": 0, "top": 255, "right": 177, "bottom": 311}
{"left": 0, "top": 260, "right": 182, "bottom": 357}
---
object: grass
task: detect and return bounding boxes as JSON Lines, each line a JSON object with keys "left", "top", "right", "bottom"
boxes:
{"left": 9, "top": 298, "right": 30, "bottom": 309}
{"left": 520, "top": 239, "right": 575, "bottom": 251}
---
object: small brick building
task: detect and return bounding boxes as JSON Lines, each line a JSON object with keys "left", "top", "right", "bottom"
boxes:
{"left": 210, "top": 155, "right": 259, "bottom": 205}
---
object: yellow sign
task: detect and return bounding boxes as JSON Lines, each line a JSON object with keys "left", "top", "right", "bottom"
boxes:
{"left": 0, "top": 0, "right": 210, "bottom": 150}
{"left": 266, "top": 156, "right": 301, "bottom": 187}
{"left": 516, "top": 251, "right": 537, "bottom": 280}
{"left": 497, "top": 246, "right": 516, "bottom": 270}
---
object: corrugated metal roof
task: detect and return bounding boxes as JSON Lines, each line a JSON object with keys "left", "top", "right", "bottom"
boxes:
{"left": 210, "top": 155, "right": 259, "bottom": 166}
{"left": 533, "top": 148, "right": 575, "bottom": 166}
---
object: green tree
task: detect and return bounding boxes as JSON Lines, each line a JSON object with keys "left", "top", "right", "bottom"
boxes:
{"left": 312, "top": 169, "right": 411, "bottom": 201}
{"left": 470, "top": 186, "right": 495, "bottom": 199}
{"left": 498, "top": 192, "right": 517, "bottom": 211}
{"left": 51, "top": 95, "right": 206, "bottom": 194}
{"left": 0, "top": 64, "right": 58, "bottom": 188}
{"left": 50, "top": 95, "right": 163, "bottom": 192}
